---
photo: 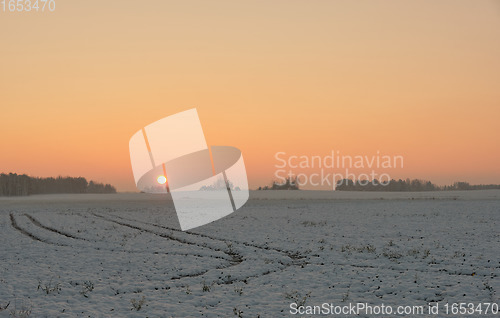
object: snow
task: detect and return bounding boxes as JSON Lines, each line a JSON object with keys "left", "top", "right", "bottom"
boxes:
{"left": 0, "top": 191, "right": 498, "bottom": 317}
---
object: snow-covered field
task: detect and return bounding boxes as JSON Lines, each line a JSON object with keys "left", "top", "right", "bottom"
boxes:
{"left": 0, "top": 191, "right": 498, "bottom": 317}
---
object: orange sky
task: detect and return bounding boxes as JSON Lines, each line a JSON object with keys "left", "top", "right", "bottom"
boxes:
{"left": 1, "top": 0, "right": 499, "bottom": 191}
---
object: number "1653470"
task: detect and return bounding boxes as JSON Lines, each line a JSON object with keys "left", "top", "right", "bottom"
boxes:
{"left": 1, "top": 0, "right": 55, "bottom": 12}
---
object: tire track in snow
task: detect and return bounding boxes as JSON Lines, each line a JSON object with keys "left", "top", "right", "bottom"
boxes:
{"left": 91, "top": 213, "right": 239, "bottom": 263}
{"left": 25, "top": 212, "right": 231, "bottom": 262}
{"left": 90, "top": 213, "right": 269, "bottom": 286}
{"left": 93, "top": 213, "right": 312, "bottom": 288}
{"left": 25, "top": 211, "right": 308, "bottom": 290}
{"left": 111, "top": 213, "right": 312, "bottom": 286}
{"left": 9, "top": 213, "right": 66, "bottom": 246}
{"left": 107, "top": 212, "right": 302, "bottom": 260}
{"left": 12, "top": 212, "right": 234, "bottom": 285}
{"left": 41, "top": 211, "right": 306, "bottom": 289}
{"left": 25, "top": 214, "right": 90, "bottom": 241}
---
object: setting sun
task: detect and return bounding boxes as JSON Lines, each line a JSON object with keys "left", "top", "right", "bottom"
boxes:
{"left": 157, "top": 175, "right": 167, "bottom": 185}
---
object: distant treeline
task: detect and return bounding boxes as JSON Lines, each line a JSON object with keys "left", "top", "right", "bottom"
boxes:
{"left": 258, "top": 177, "right": 300, "bottom": 190}
{"left": 0, "top": 173, "right": 116, "bottom": 196}
{"left": 257, "top": 177, "right": 500, "bottom": 191}
{"left": 200, "top": 178, "right": 241, "bottom": 191}
{"left": 335, "top": 179, "right": 500, "bottom": 192}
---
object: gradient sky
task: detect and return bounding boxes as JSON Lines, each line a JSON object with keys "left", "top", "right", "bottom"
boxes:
{"left": 1, "top": 0, "right": 499, "bottom": 191}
